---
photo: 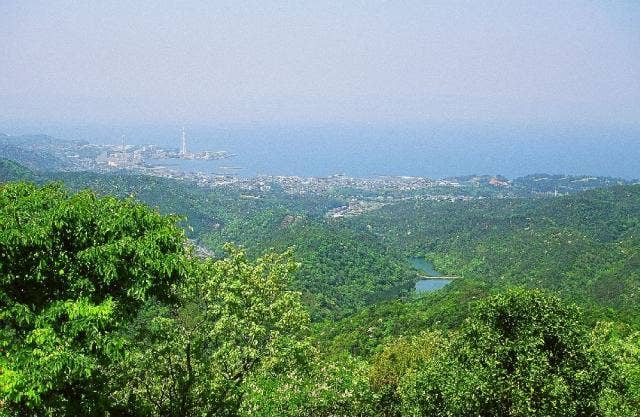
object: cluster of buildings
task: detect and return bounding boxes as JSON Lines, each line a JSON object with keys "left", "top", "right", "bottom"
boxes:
{"left": 16, "top": 131, "right": 514, "bottom": 219}
{"left": 58, "top": 129, "right": 230, "bottom": 171}
{"left": 95, "top": 144, "right": 231, "bottom": 170}
{"left": 231, "top": 174, "right": 469, "bottom": 196}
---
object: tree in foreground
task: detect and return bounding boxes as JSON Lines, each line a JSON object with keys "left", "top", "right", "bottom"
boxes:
{"left": 399, "top": 288, "right": 611, "bottom": 417}
{"left": 242, "top": 352, "right": 376, "bottom": 417}
{"left": 0, "top": 182, "right": 191, "bottom": 415}
{"left": 0, "top": 182, "right": 311, "bottom": 417}
{"left": 590, "top": 322, "right": 640, "bottom": 417}
{"left": 112, "top": 244, "right": 310, "bottom": 417}
{"left": 369, "top": 331, "right": 446, "bottom": 417}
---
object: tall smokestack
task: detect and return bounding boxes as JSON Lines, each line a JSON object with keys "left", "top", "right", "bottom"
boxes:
{"left": 180, "top": 127, "right": 187, "bottom": 155}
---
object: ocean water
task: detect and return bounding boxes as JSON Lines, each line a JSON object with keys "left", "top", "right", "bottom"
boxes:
{"left": 3, "top": 122, "right": 639, "bottom": 179}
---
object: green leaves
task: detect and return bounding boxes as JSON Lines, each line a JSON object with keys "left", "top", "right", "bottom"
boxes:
{"left": 398, "top": 289, "right": 611, "bottom": 417}
{"left": 2, "top": 179, "right": 638, "bottom": 416}
{"left": 243, "top": 354, "right": 377, "bottom": 417}
{"left": 0, "top": 181, "right": 191, "bottom": 415}
{"left": 111, "top": 244, "right": 310, "bottom": 416}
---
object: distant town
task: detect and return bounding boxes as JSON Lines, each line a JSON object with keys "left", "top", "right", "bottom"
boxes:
{"left": 1, "top": 132, "right": 635, "bottom": 219}
{"left": 70, "top": 128, "right": 233, "bottom": 171}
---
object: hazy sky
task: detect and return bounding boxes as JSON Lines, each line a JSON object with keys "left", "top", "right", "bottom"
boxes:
{"left": 1, "top": 1, "right": 639, "bottom": 126}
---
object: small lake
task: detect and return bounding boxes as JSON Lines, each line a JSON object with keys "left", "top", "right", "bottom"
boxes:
{"left": 408, "top": 257, "right": 452, "bottom": 293}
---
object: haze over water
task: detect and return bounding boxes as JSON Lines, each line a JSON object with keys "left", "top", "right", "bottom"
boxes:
{"left": 2, "top": 2, "right": 639, "bottom": 179}
{"left": 2, "top": 122, "right": 638, "bottom": 179}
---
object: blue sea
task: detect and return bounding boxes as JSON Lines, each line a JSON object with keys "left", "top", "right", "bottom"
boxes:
{"left": 2, "top": 122, "right": 639, "bottom": 179}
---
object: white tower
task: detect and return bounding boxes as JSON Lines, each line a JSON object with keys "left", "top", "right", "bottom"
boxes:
{"left": 180, "top": 127, "right": 187, "bottom": 155}
{"left": 121, "top": 135, "right": 127, "bottom": 159}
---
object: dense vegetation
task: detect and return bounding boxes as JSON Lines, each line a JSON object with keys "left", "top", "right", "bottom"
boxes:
{"left": 0, "top": 136, "right": 76, "bottom": 172}
{"left": 1, "top": 157, "right": 640, "bottom": 415}
{"left": 1, "top": 183, "right": 638, "bottom": 416}
{"left": 0, "top": 159, "right": 38, "bottom": 183}
{"left": 5, "top": 167, "right": 416, "bottom": 320}
{"left": 343, "top": 185, "right": 640, "bottom": 323}
{"left": 0, "top": 182, "right": 311, "bottom": 415}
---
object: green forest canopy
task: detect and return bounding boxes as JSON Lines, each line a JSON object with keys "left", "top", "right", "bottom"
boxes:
{"left": 1, "top": 177, "right": 640, "bottom": 416}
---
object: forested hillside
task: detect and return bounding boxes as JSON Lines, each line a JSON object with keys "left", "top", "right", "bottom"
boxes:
{"left": 0, "top": 158, "right": 38, "bottom": 182}
{"left": 8, "top": 169, "right": 416, "bottom": 319}
{"left": 344, "top": 185, "right": 640, "bottom": 322}
{"left": 4, "top": 0, "right": 638, "bottom": 414}
{"left": 1, "top": 183, "right": 638, "bottom": 415}
{"left": 2, "top": 165, "right": 640, "bottom": 416}
{"left": 0, "top": 135, "right": 77, "bottom": 171}
{"left": 3, "top": 162, "right": 639, "bottom": 322}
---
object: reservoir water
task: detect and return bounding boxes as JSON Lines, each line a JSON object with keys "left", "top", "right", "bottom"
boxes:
{"left": 408, "top": 257, "right": 452, "bottom": 293}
